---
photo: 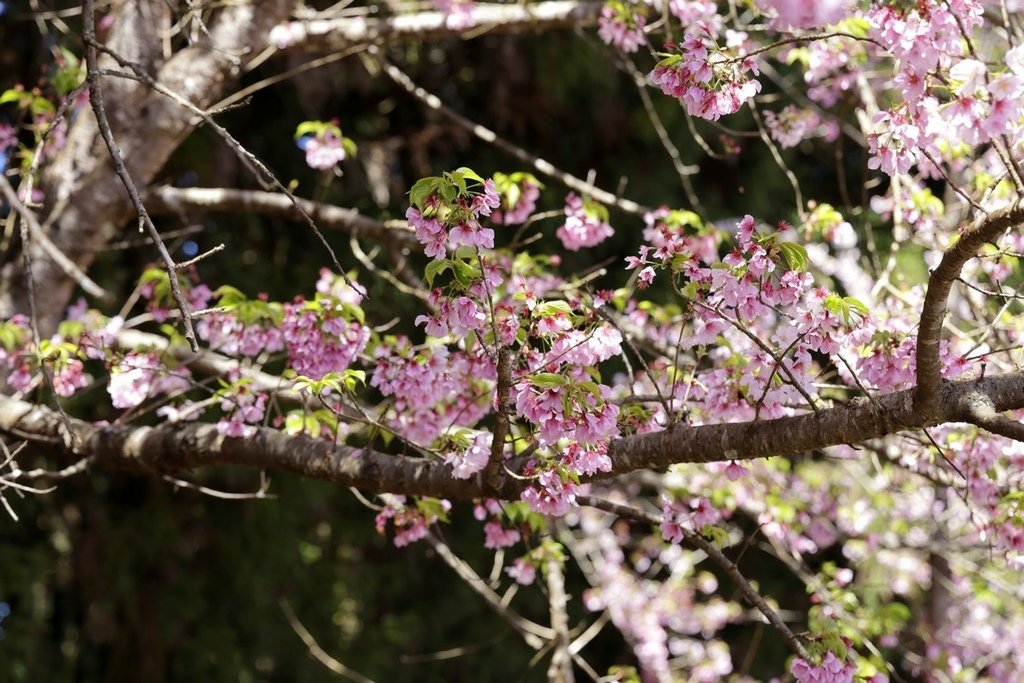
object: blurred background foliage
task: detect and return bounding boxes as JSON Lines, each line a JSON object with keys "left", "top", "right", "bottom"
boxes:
{"left": 0, "top": 1, "right": 860, "bottom": 680}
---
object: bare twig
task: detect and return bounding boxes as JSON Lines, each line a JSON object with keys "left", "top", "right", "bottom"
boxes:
{"left": 426, "top": 533, "right": 553, "bottom": 648}
{"left": 376, "top": 54, "right": 651, "bottom": 216}
{"left": 82, "top": 0, "right": 198, "bottom": 350}
{"left": 280, "top": 599, "right": 377, "bottom": 683}
{"left": 543, "top": 536, "right": 576, "bottom": 683}
{"left": 143, "top": 186, "right": 418, "bottom": 251}
{"left": 577, "top": 495, "right": 809, "bottom": 659}
{"left": 0, "top": 175, "right": 110, "bottom": 301}
{"left": 163, "top": 473, "right": 276, "bottom": 500}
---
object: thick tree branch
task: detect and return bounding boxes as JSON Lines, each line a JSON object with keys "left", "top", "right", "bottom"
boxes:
{"left": 143, "top": 186, "right": 418, "bottom": 252}
{"left": 601, "top": 371, "right": 1024, "bottom": 476}
{"left": 915, "top": 200, "right": 1024, "bottom": 418}
{"left": 8, "top": 372, "right": 1024, "bottom": 500}
{"left": 0, "top": 393, "right": 493, "bottom": 498}
{"left": 958, "top": 390, "right": 1024, "bottom": 442}
{"left": 280, "top": 1, "right": 602, "bottom": 53}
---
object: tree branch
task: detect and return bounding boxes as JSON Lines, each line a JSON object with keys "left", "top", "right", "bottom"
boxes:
{"left": 0, "top": 0, "right": 296, "bottom": 333}
{"left": 958, "top": 390, "right": 1024, "bottom": 442}
{"left": 577, "top": 495, "right": 809, "bottom": 659}
{"left": 83, "top": 0, "right": 199, "bottom": 350}
{"left": 425, "top": 533, "right": 552, "bottom": 649}
{"left": 7, "top": 371, "right": 1024, "bottom": 498}
{"left": 376, "top": 55, "right": 651, "bottom": 216}
{"left": 543, "top": 536, "right": 576, "bottom": 683}
{"left": 915, "top": 200, "right": 1024, "bottom": 418}
{"left": 280, "top": 1, "right": 602, "bottom": 53}
{"left": 143, "top": 186, "right": 418, "bottom": 252}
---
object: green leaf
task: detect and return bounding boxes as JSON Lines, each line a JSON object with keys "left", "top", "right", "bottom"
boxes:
{"left": 295, "top": 121, "right": 326, "bottom": 138}
{"left": 0, "top": 321, "right": 27, "bottom": 351}
{"left": 341, "top": 369, "right": 366, "bottom": 393}
{"left": 30, "top": 96, "right": 56, "bottom": 116}
{"left": 448, "top": 171, "right": 467, "bottom": 196}
{"left": 417, "top": 497, "right": 450, "bottom": 523}
{"left": 534, "top": 300, "right": 573, "bottom": 319}
{"left": 214, "top": 285, "right": 247, "bottom": 307}
{"left": 778, "top": 242, "right": 809, "bottom": 271}
{"left": 339, "top": 302, "right": 366, "bottom": 325}
{"left": 424, "top": 259, "right": 450, "bottom": 287}
{"left": 439, "top": 183, "right": 457, "bottom": 203}
{"left": 530, "top": 372, "right": 566, "bottom": 388}
{"left": 342, "top": 137, "right": 358, "bottom": 158}
{"left": 577, "top": 380, "right": 602, "bottom": 400}
{"left": 454, "top": 166, "right": 485, "bottom": 184}
{"left": 842, "top": 296, "right": 869, "bottom": 317}
{"left": 409, "top": 177, "right": 439, "bottom": 209}
{"left": 0, "top": 89, "right": 23, "bottom": 105}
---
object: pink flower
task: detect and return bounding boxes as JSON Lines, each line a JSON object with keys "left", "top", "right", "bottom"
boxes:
{"left": 434, "top": 0, "right": 476, "bottom": 29}
{"left": 506, "top": 557, "right": 536, "bottom": 585}
{"left": 52, "top": 358, "right": 88, "bottom": 398}
{"left": 724, "top": 461, "right": 748, "bottom": 480}
{"left": 557, "top": 194, "right": 613, "bottom": 251}
{"left": 407, "top": 207, "right": 449, "bottom": 260}
{"left": 445, "top": 433, "right": 492, "bottom": 479}
{"left": 791, "top": 651, "right": 855, "bottom": 683}
{"left": 304, "top": 133, "right": 347, "bottom": 170}
{"left": 492, "top": 180, "right": 540, "bottom": 225}
{"left": 216, "top": 416, "right": 257, "bottom": 438}
{"left": 756, "top": 0, "right": 851, "bottom": 28}
{"left": 449, "top": 220, "right": 495, "bottom": 250}
{"left": 484, "top": 520, "right": 521, "bottom": 549}
{"left": 521, "top": 468, "right": 577, "bottom": 516}
{"left": 470, "top": 178, "right": 500, "bottom": 218}
{"left": 109, "top": 352, "right": 160, "bottom": 409}
{"left": 598, "top": 4, "right": 647, "bottom": 54}
{"left": 562, "top": 442, "right": 612, "bottom": 476}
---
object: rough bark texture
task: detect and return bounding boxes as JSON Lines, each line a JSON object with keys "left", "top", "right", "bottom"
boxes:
{"left": 5, "top": 371, "right": 1024, "bottom": 499}
{"left": 914, "top": 201, "right": 1024, "bottom": 418}
{"left": 282, "top": 0, "right": 602, "bottom": 53}
{"left": 0, "top": 0, "right": 296, "bottom": 333}
{"left": 143, "top": 186, "right": 419, "bottom": 251}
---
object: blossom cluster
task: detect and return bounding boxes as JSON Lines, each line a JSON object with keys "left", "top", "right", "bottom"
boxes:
{"left": 790, "top": 652, "right": 856, "bottom": 683}
{"left": 490, "top": 172, "right": 540, "bottom": 225}
{"left": 294, "top": 119, "right": 356, "bottom": 171}
{"left": 650, "top": 33, "right": 761, "bottom": 121}
{"left": 556, "top": 193, "right": 613, "bottom": 251}
{"left": 406, "top": 171, "right": 499, "bottom": 260}
{"left": 375, "top": 495, "right": 451, "bottom": 547}
{"left": 597, "top": 0, "right": 647, "bottom": 53}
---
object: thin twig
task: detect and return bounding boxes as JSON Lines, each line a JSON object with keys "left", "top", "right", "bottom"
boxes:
{"left": 426, "top": 533, "right": 552, "bottom": 648}
{"left": 543, "top": 535, "right": 576, "bottom": 683}
{"left": 0, "top": 175, "right": 110, "bottom": 300}
{"left": 82, "top": 0, "right": 198, "bottom": 350}
{"left": 576, "top": 495, "right": 809, "bottom": 659}
{"left": 375, "top": 52, "right": 650, "bottom": 216}
{"left": 280, "top": 599, "right": 377, "bottom": 683}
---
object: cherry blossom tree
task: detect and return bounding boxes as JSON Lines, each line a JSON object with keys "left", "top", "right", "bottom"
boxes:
{"left": 4, "top": 0, "right": 1024, "bottom": 680}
